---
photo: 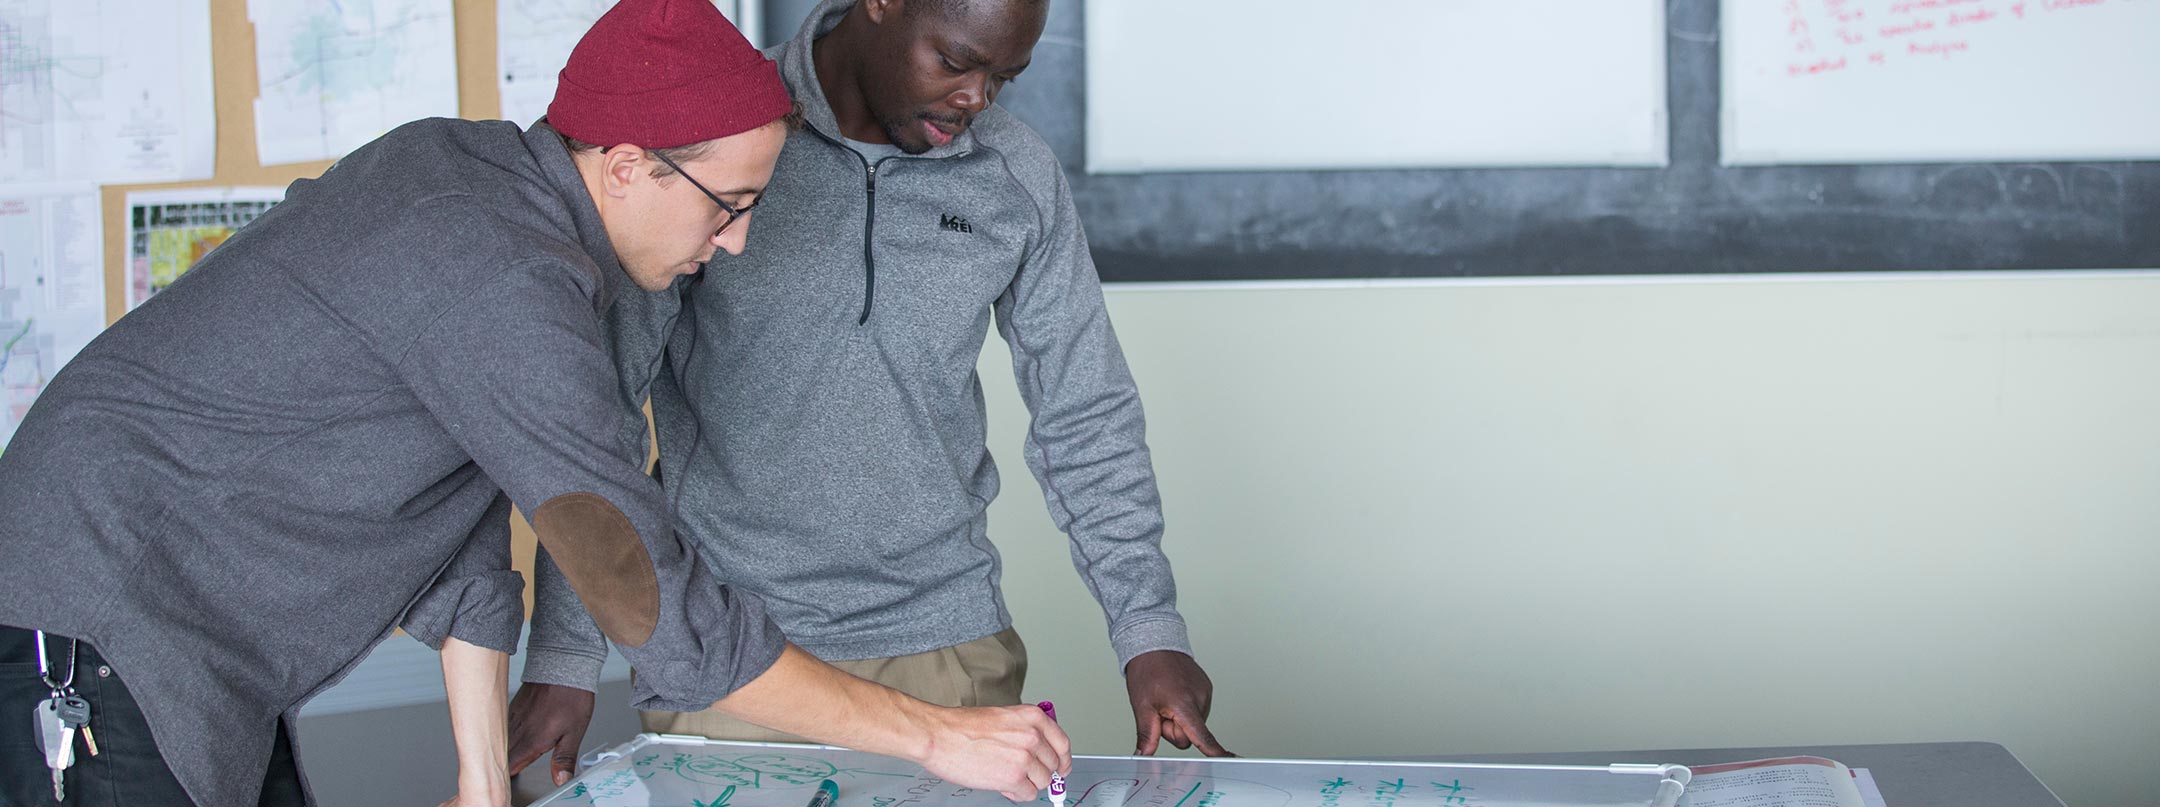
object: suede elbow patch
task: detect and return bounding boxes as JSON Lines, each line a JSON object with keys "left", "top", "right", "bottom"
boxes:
{"left": 530, "top": 492, "right": 661, "bottom": 647}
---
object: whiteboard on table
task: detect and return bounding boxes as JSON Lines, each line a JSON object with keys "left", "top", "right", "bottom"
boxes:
{"left": 1722, "top": 0, "right": 2160, "bottom": 165}
{"left": 531, "top": 736, "right": 1690, "bottom": 807}
{"left": 1084, "top": 0, "right": 1669, "bottom": 173}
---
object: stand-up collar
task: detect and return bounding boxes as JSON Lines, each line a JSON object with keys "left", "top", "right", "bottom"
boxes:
{"left": 522, "top": 119, "right": 629, "bottom": 313}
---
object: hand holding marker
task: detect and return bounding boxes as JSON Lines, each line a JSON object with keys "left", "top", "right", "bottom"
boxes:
{"left": 1037, "top": 702, "right": 1067, "bottom": 807}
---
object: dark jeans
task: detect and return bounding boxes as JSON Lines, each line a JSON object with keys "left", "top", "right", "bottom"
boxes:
{"left": 1, "top": 626, "right": 306, "bottom": 807}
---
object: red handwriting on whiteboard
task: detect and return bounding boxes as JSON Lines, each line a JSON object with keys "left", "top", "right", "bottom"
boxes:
{"left": 1907, "top": 39, "right": 1973, "bottom": 57}
{"left": 1887, "top": 0, "right": 1986, "bottom": 13}
{"left": 1788, "top": 57, "right": 1851, "bottom": 76}
{"left": 1782, "top": 0, "right": 2109, "bottom": 77}
{"left": 1877, "top": 18, "right": 1938, "bottom": 37}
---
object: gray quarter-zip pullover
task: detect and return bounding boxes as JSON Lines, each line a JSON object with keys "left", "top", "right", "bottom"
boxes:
{"left": 524, "top": 0, "right": 1191, "bottom": 690}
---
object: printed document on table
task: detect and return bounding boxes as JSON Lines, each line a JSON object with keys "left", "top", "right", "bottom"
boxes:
{"left": 0, "top": 184, "right": 104, "bottom": 450}
{"left": 0, "top": 0, "right": 215, "bottom": 184}
{"left": 1680, "top": 756, "right": 1870, "bottom": 807}
{"left": 249, "top": 0, "right": 459, "bottom": 166}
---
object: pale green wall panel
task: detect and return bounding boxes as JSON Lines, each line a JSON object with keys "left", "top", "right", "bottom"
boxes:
{"left": 986, "top": 274, "right": 2160, "bottom": 807}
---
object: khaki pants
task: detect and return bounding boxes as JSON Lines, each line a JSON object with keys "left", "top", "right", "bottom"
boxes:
{"left": 641, "top": 628, "right": 1029, "bottom": 742}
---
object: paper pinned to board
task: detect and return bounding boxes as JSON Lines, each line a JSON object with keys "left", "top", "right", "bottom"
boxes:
{"left": 123, "top": 187, "right": 286, "bottom": 310}
{"left": 248, "top": 0, "right": 459, "bottom": 166}
{"left": 0, "top": 184, "right": 104, "bottom": 450}
{"left": 0, "top": 0, "right": 215, "bottom": 184}
{"left": 496, "top": 0, "right": 750, "bottom": 129}
{"left": 497, "top": 0, "right": 618, "bottom": 129}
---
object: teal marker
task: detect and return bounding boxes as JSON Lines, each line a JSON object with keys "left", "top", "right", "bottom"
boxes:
{"left": 807, "top": 779, "right": 840, "bottom": 807}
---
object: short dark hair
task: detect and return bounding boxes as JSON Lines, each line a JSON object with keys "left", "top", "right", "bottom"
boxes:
{"left": 549, "top": 103, "right": 806, "bottom": 178}
{"left": 901, "top": 0, "right": 1046, "bottom": 18}
{"left": 901, "top": 0, "right": 962, "bottom": 16}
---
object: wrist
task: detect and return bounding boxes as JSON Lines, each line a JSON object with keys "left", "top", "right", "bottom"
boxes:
{"left": 457, "top": 765, "right": 511, "bottom": 801}
{"left": 883, "top": 688, "right": 943, "bottom": 766}
{"left": 519, "top": 648, "right": 605, "bottom": 692}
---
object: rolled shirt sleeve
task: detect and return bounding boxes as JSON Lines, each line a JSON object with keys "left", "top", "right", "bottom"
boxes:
{"left": 398, "top": 258, "right": 785, "bottom": 710}
{"left": 400, "top": 493, "right": 528, "bottom": 653}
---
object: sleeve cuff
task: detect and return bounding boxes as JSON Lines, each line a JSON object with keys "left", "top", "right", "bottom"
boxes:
{"left": 1110, "top": 617, "right": 1194, "bottom": 672}
{"left": 520, "top": 645, "right": 609, "bottom": 692}
{"left": 401, "top": 570, "right": 526, "bottom": 654}
{"left": 626, "top": 614, "right": 788, "bottom": 713}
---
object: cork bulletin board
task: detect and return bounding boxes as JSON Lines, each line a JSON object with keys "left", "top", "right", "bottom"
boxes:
{"left": 94, "top": 0, "right": 538, "bottom": 607}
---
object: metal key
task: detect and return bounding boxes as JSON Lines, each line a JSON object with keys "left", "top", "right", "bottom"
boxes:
{"left": 57, "top": 693, "right": 94, "bottom": 758}
{"left": 56, "top": 693, "right": 94, "bottom": 760}
{"left": 56, "top": 693, "right": 90, "bottom": 729}
{"left": 35, "top": 695, "right": 75, "bottom": 801}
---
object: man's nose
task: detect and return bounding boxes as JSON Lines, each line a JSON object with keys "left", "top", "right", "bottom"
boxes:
{"left": 953, "top": 77, "right": 992, "bottom": 114}
{"left": 712, "top": 215, "right": 751, "bottom": 255}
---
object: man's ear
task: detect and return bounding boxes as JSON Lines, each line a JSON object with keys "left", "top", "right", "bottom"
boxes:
{"left": 863, "top": 0, "right": 901, "bottom": 25}
{"left": 599, "top": 145, "right": 649, "bottom": 198}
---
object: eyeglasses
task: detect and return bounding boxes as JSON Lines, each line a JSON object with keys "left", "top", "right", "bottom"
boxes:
{"left": 650, "top": 150, "right": 760, "bottom": 239}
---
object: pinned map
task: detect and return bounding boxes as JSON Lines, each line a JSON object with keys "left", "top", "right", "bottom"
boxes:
{"left": 124, "top": 187, "right": 284, "bottom": 310}
{"left": 498, "top": 0, "right": 618, "bottom": 128}
{"left": 0, "top": 0, "right": 215, "bottom": 183}
{"left": 249, "top": 0, "right": 459, "bottom": 165}
{"left": 0, "top": 184, "right": 102, "bottom": 451}
{"left": 498, "top": 0, "right": 749, "bottom": 128}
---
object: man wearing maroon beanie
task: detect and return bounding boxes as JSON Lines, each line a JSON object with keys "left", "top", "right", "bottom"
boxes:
{"left": 0, "top": 1, "right": 1070, "bottom": 805}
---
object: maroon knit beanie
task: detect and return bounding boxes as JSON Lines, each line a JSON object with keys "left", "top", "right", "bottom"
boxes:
{"left": 548, "top": 0, "right": 791, "bottom": 149}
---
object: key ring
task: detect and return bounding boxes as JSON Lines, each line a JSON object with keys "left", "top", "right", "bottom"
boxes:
{"left": 33, "top": 630, "right": 78, "bottom": 693}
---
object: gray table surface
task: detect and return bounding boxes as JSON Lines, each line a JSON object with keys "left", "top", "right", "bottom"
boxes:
{"left": 1413, "top": 742, "right": 2063, "bottom": 807}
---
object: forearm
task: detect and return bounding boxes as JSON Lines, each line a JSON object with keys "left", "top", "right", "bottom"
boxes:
{"left": 713, "top": 645, "right": 1069, "bottom": 801}
{"left": 711, "top": 644, "right": 936, "bottom": 763}
{"left": 443, "top": 636, "right": 512, "bottom": 803}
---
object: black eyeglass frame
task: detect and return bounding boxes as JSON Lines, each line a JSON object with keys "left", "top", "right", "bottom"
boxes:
{"left": 650, "top": 149, "right": 760, "bottom": 238}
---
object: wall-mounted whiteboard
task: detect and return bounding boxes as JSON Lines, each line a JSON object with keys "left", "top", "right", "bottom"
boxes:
{"left": 1085, "top": 1, "right": 1669, "bottom": 174}
{"left": 1722, "top": 0, "right": 2160, "bottom": 166}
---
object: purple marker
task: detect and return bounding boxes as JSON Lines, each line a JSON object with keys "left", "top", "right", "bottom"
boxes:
{"left": 1037, "top": 701, "right": 1067, "bottom": 807}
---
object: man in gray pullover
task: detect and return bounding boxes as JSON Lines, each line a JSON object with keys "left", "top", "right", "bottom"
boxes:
{"left": 0, "top": 2, "right": 1066, "bottom": 805}
{"left": 511, "top": 0, "right": 1228, "bottom": 783}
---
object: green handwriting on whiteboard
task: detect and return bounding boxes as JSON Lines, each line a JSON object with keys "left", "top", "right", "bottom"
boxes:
{"left": 546, "top": 740, "right": 1594, "bottom": 807}
{"left": 1311, "top": 777, "right": 1480, "bottom": 807}
{"left": 629, "top": 752, "right": 914, "bottom": 789}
